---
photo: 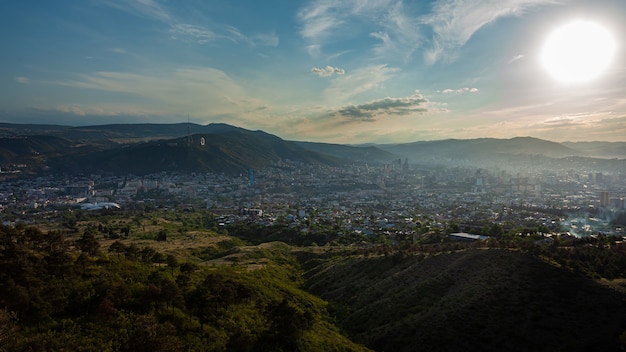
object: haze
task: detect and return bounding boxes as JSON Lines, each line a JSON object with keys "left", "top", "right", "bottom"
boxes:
{"left": 1, "top": 0, "right": 625, "bottom": 143}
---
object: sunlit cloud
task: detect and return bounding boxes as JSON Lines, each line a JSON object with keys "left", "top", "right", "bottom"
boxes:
{"left": 311, "top": 66, "right": 345, "bottom": 77}
{"left": 334, "top": 93, "right": 430, "bottom": 120}
{"left": 440, "top": 87, "right": 479, "bottom": 94}
{"left": 49, "top": 67, "right": 264, "bottom": 118}
{"left": 421, "top": 0, "right": 563, "bottom": 63}
{"left": 323, "top": 64, "right": 399, "bottom": 104}
{"left": 508, "top": 54, "right": 525, "bottom": 64}
{"left": 297, "top": 0, "right": 420, "bottom": 59}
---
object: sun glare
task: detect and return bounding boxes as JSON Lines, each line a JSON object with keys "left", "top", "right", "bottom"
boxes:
{"left": 541, "top": 20, "right": 615, "bottom": 84}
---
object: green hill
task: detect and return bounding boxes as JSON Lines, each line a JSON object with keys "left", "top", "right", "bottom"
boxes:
{"left": 0, "top": 225, "right": 370, "bottom": 352}
{"left": 300, "top": 248, "right": 626, "bottom": 352}
{"left": 49, "top": 130, "right": 340, "bottom": 175}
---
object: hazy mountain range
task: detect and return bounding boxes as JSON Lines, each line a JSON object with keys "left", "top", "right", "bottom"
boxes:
{"left": 0, "top": 122, "right": 624, "bottom": 176}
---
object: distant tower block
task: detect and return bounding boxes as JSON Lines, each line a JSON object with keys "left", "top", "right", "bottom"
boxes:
{"left": 600, "top": 191, "right": 610, "bottom": 207}
{"left": 248, "top": 168, "right": 255, "bottom": 186}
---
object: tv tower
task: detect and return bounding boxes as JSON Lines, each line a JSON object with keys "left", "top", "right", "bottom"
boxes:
{"left": 187, "top": 113, "right": 193, "bottom": 146}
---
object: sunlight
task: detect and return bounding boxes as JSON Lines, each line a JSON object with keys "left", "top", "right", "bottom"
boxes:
{"left": 540, "top": 20, "right": 615, "bottom": 84}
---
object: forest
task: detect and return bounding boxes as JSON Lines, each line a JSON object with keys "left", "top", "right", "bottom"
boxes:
{"left": 0, "top": 208, "right": 625, "bottom": 351}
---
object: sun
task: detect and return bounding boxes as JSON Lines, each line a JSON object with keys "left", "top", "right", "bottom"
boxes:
{"left": 540, "top": 20, "right": 615, "bottom": 84}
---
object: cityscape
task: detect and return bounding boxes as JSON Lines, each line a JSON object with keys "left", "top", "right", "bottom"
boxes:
{"left": 2, "top": 0, "right": 626, "bottom": 350}
{"left": 2, "top": 155, "right": 624, "bottom": 241}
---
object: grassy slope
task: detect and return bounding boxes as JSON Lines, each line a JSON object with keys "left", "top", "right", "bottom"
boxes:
{"left": 299, "top": 249, "right": 626, "bottom": 352}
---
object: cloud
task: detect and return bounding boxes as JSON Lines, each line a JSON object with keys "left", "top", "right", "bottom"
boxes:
{"left": 15, "top": 77, "right": 31, "bottom": 84}
{"left": 48, "top": 67, "right": 263, "bottom": 117}
{"left": 170, "top": 23, "right": 278, "bottom": 47}
{"left": 297, "top": 0, "right": 421, "bottom": 58}
{"left": 103, "top": 1, "right": 278, "bottom": 48}
{"left": 323, "top": 64, "right": 399, "bottom": 104}
{"left": 440, "top": 87, "right": 479, "bottom": 93}
{"left": 312, "top": 66, "right": 345, "bottom": 77}
{"left": 101, "top": 0, "right": 172, "bottom": 23}
{"left": 170, "top": 24, "right": 217, "bottom": 44}
{"left": 334, "top": 93, "right": 430, "bottom": 120}
{"left": 421, "top": 0, "right": 562, "bottom": 63}
{"left": 370, "top": 2, "right": 422, "bottom": 60}
{"left": 508, "top": 54, "right": 525, "bottom": 64}
{"left": 253, "top": 33, "right": 279, "bottom": 47}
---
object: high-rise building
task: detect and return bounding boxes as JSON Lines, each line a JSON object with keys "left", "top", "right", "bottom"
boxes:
{"left": 600, "top": 191, "right": 610, "bottom": 207}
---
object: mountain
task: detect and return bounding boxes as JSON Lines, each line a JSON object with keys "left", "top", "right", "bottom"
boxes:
{"left": 1, "top": 122, "right": 624, "bottom": 175}
{"left": 295, "top": 141, "right": 398, "bottom": 163}
{"left": 58, "top": 122, "right": 247, "bottom": 141}
{"left": 380, "top": 137, "right": 582, "bottom": 161}
{"left": 0, "top": 122, "right": 246, "bottom": 142}
{"left": 0, "top": 135, "right": 74, "bottom": 159}
{"left": 49, "top": 129, "right": 340, "bottom": 176}
{"left": 300, "top": 248, "right": 626, "bottom": 352}
{"left": 562, "top": 141, "right": 626, "bottom": 159}
{"left": 0, "top": 135, "right": 102, "bottom": 173}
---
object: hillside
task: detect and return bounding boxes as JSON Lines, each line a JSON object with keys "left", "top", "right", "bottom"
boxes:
{"left": 0, "top": 224, "right": 371, "bottom": 352}
{"left": 49, "top": 130, "right": 340, "bottom": 175}
{"left": 563, "top": 141, "right": 626, "bottom": 159}
{"left": 295, "top": 141, "right": 398, "bottom": 163}
{"left": 300, "top": 249, "right": 626, "bottom": 352}
{"left": 380, "top": 137, "right": 582, "bottom": 162}
{"left": 0, "top": 122, "right": 244, "bottom": 141}
{"left": 1, "top": 122, "right": 624, "bottom": 176}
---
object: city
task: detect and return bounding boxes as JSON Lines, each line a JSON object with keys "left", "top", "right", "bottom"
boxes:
{"left": 2, "top": 157, "right": 624, "bottom": 243}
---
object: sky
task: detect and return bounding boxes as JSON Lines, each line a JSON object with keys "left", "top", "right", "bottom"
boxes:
{"left": 1, "top": 0, "right": 625, "bottom": 144}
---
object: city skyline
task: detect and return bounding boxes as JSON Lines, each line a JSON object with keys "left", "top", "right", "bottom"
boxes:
{"left": 1, "top": 0, "right": 625, "bottom": 144}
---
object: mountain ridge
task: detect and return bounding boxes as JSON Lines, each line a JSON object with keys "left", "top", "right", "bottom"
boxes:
{"left": 0, "top": 122, "right": 624, "bottom": 176}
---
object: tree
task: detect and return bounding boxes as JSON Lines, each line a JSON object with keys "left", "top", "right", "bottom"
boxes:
{"left": 0, "top": 309, "right": 19, "bottom": 352}
{"left": 76, "top": 231, "right": 100, "bottom": 256}
{"left": 156, "top": 229, "right": 167, "bottom": 242}
{"left": 166, "top": 254, "right": 179, "bottom": 275}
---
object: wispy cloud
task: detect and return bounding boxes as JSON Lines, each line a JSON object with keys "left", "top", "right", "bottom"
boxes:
{"left": 508, "top": 54, "right": 525, "bottom": 64}
{"left": 49, "top": 67, "right": 263, "bottom": 117}
{"left": 421, "top": 0, "right": 563, "bottom": 63}
{"left": 370, "top": 2, "right": 422, "bottom": 60}
{"left": 297, "top": 0, "right": 420, "bottom": 58}
{"left": 312, "top": 66, "right": 345, "bottom": 77}
{"left": 15, "top": 77, "right": 31, "bottom": 84}
{"left": 104, "top": 1, "right": 278, "bottom": 48}
{"left": 334, "top": 93, "right": 430, "bottom": 121}
{"left": 323, "top": 64, "right": 399, "bottom": 104}
{"left": 101, "top": 0, "right": 172, "bottom": 23}
{"left": 170, "top": 24, "right": 217, "bottom": 44}
{"left": 440, "top": 87, "right": 479, "bottom": 94}
{"left": 252, "top": 33, "right": 279, "bottom": 47}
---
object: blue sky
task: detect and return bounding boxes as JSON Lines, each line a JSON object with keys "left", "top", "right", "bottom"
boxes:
{"left": 1, "top": 0, "right": 625, "bottom": 143}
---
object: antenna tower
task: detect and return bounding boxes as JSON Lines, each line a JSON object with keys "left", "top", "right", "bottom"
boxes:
{"left": 187, "top": 113, "right": 193, "bottom": 146}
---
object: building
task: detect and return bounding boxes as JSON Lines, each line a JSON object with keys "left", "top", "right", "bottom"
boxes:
{"left": 600, "top": 191, "right": 610, "bottom": 207}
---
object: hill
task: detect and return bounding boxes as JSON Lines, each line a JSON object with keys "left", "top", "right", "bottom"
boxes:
{"left": 1, "top": 122, "right": 624, "bottom": 175}
{"left": 295, "top": 141, "right": 398, "bottom": 163}
{"left": 49, "top": 129, "right": 340, "bottom": 175}
{"left": 0, "top": 122, "right": 244, "bottom": 141}
{"left": 0, "top": 135, "right": 75, "bottom": 160}
{"left": 0, "top": 224, "right": 371, "bottom": 351}
{"left": 563, "top": 141, "right": 626, "bottom": 159}
{"left": 300, "top": 248, "right": 626, "bottom": 352}
{"left": 380, "top": 137, "right": 582, "bottom": 162}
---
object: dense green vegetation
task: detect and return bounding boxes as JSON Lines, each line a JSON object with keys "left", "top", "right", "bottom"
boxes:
{"left": 0, "top": 224, "right": 370, "bottom": 351}
{"left": 1, "top": 209, "right": 626, "bottom": 351}
{"left": 299, "top": 244, "right": 626, "bottom": 352}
